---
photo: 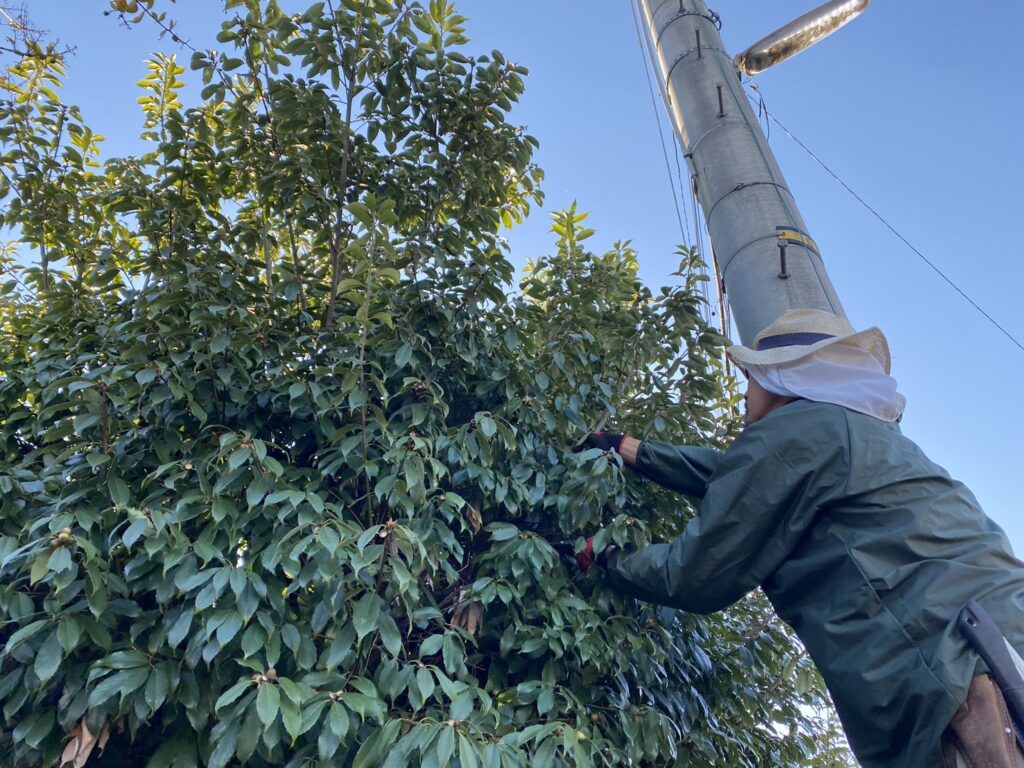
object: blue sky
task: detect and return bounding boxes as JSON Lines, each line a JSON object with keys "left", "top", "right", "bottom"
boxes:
{"left": 27, "top": 1, "right": 1024, "bottom": 551}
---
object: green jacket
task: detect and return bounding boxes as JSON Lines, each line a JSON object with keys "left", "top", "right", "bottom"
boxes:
{"left": 605, "top": 399, "right": 1024, "bottom": 767}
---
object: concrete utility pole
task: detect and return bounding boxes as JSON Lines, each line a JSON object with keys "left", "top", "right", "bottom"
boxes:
{"left": 636, "top": 0, "right": 869, "bottom": 345}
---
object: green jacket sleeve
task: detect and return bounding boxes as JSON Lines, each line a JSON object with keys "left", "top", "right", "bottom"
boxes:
{"left": 634, "top": 441, "right": 724, "bottom": 499}
{"left": 605, "top": 404, "right": 851, "bottom": 614}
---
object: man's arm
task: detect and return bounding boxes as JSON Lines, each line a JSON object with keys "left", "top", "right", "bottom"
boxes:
{"left": 586, "top": 433, "right": 724, "bottom": 498}
{"left": 604, "top": 406, "right": 851, "bottom": 614}
{"left": 623, "top": 437, "right": 725, "bottom": 500}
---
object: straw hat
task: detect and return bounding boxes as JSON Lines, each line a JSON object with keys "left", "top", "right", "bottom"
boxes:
{"left": 727, "top": 308, "right": 892, "bottom": 374}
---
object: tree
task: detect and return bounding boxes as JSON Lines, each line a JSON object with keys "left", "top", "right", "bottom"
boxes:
{"left": 0, "top": 1, "right": 851, "bottom": 765}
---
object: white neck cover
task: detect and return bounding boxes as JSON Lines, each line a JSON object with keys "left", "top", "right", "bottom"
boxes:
{"left": 745, "top": 343, "right": 907, "bottom": 423}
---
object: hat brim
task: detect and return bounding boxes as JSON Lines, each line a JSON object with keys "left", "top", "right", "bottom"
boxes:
{"left": 727, "top": 326, "right": 891, "bottom": 374}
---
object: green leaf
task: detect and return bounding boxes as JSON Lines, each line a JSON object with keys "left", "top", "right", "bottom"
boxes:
{"left": 241, "top": 624, "right": 264, "bottom": 658}
{"left": 215, "top": 677, "right": 252, "bottom": 711}
{"left": 87, "top": 667, "right": 149, "bottom": 707}
{"left": 57, "top": 618, "right": 82, "bottom": 653}
{"left": 256, "top": 683, "right": 281, "bottom": 728}
{"left": 278, "top": 677, "right": 304, "bottom": 706}
{"left": 416, "top": 667, "right": 435, "bottom": 701}
{"left": 4, "top": 619, "right": 48, "bottom": 653}
{"left": 419, "top": 634, "right": 443, "bottom": 657}
{"left": 395, "top": 343, "right": 413, "bottom": 367}
{"left": 353, "top": 719, "right": 401, "bottom": 768}
{"left": 442, "top": 634, "right": 463, "bottom": 674}
{"left": 107, "top": 473, "right": 130, "bottom": 507}
{"left": 73, "top": 413, "right": 101, "bottom": 432}
{"left": 329, "top": 702, "right": 350, "bottom": 739}
{"left": 477, "top": 414, "right": 497, "bottom": 438}
{"left": 488, "top": 524, "right": 519, "bottom": 542}
{"left": 47, "top": 546, "right": 73, "bottom": 573}
{"left": 217, "top": 613, "right": 243, "bottom": 646}
{"left": 122, "top": 518, "right": 149, "bottom": 548}
{"left": 534, "top": 737, "right": 557, "bottom": 768}
{"left": 149, "top": 731, "right": 198, "bottom": 768}
{"left": 33, "top": 630, "right": 63, "bottom": 684}
{"left": 208, "top": 728, "right": 239, "bottom": 768}
{"left": 404, "top": 454, "right": 424, "bottom": 490}
{"left": 210, "top": 333, "right": 231, "bottom": 353}
{"left": 537, "top": 686, "right": 554, "bottom": 716}
{"left": 458, "top": 734, "right": 479, "bottom": 768}
{"left": 145, "top": 666, "right": 170, "bottom": 711}
{"left": 435, "top": 724, "right": 456, "bottom": 766}
{"left": 246, "top": 478, "right": 267, "bottom": 507}
{"left": 228, "top": 447, "right": 251, "bottom": 470}
{"left": 236, "top": 705, "right": 262, "bottom": 762}
{"left": 87, "top": 452, "right": 112, "bottom": 468}
{"left": 99, "top": 651, "right": 149, "bottom": 669}
{"left": 319, "top": 724, "right": 342, "bottom": 760}
{"left": 189, "top": 398, "right": 209, "bottom": 424}
{"left": 23, "top": 709, "right": 54, "bottom": 750}
{"left": 29, "top": 553, "right": 49, "bottom": 585}
{"left": 378, "top": 612, "right": 402, "bottom": 657}
{"left": 168, "top": 611, "right": 192, "bottom": 647}
{"left": 282, "top": 623, "right": 300, "bottom": 652}
{"left": 281, "top": 696, "right": 304, "bottom": 742}
{"left": 451, "top": 688, "right": 473, "bottom": 720}
{"left": 352, "top": 594, "right": 381, "bottom": 642}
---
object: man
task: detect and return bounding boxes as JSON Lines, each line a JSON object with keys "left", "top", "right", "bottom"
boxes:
{"left": 582, "top": 308, "right": 1024, "bottom": 767}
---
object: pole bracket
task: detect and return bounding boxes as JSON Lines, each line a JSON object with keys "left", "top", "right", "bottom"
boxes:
{"left": 777, "top": 240, "right": 790, "bottom": 279}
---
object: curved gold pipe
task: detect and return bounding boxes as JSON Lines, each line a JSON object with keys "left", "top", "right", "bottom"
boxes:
{"left": 735, "top": 0, "right": 870, "bottom": 75}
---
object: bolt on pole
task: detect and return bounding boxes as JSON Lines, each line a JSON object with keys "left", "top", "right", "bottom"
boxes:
{"left": 637, "top": 0, "right": 848, "bottom": 345}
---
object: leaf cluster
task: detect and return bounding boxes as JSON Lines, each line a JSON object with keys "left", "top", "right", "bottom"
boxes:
{"left": 0, "top": 2, "right": 850, "bottom": 766}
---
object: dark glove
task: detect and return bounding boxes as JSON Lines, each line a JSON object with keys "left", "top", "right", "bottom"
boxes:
{"left": 579, "top": 432, "right": 624, "bottom": 453}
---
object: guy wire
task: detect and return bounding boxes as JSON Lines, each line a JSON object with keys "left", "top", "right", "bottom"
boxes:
{"left": 746, "top": 88, "right": 1024, "bottom": 356}
{"left": 630, "top": 0, "right": 690, "bottom": 248}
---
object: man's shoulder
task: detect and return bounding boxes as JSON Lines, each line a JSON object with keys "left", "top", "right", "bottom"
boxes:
{"left": 758, "top": 398, "right": 851, "bottom": 430}
{"left": 728, "top": 401, "right": 851, "bottom": 464}
{"left": 755, "top": 400, "right": 906, "bottom": 458}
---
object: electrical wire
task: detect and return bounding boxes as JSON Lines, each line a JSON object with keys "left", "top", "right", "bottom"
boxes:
{"left": 629, "top": 0, "right": 690, "bottom": 247}
{"left": 671, "top": 119, "right": 693, "bottom": 248}
{"left": 631, "top": 0, "right": 725, "bottom": 328}
{"left": 748, "top": 90, "right": 1024, "bottom": 356}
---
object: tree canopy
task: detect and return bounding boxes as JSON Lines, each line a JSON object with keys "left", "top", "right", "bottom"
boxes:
{"left": 0, "top": 1, "right": 850, "bottom": 765}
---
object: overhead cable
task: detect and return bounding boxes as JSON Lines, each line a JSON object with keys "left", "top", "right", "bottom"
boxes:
{"left": 749, "top": 90, "right": 1024, "bottom": 356}
{"left": 629, "top": 0, "right": 690, "bottom": 247}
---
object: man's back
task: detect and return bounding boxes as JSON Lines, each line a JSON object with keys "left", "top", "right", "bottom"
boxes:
{"left": 765, "top": 402, "right": 1024, "bottom": 766}
{"left": 606, "top": 400, "right": 1024, "bottom": 766}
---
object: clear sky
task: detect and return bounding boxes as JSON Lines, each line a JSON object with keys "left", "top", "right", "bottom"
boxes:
{"left": 27, "top": 2, "right": 1024, "bottom": 551}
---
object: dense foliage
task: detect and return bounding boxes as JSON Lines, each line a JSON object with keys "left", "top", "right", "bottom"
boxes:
{"left": 0, "top": 1, "right": 851, "bottom": 765}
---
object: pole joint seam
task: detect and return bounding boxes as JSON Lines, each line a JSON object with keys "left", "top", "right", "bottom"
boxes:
{"left": 720, "top": 232, "right": 821, "bottom": 281}
{"left": 665, "top": 46, "right": 731, "bottom": 86}
{"left": 687, "top": 119, "right": 747, "bottom": 155}
{"left": 706, "top": 181, "right": 790, "bottom": 221}
{"left": 655, "top": 10, "right": 722, "bottom": 47}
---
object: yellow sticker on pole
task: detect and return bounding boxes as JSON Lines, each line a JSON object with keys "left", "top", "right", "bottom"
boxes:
{"left": 776, "top": 227, "right": 820, "bottom": 256}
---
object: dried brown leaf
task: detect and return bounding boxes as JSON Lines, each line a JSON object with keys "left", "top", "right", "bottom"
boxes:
{"left": 96, "top": 722, "right": 111, "bottom": 751}
{"left": 59, "top": 735, "right": 79, "bottom": 768}
{"left": 451, "top": 588, "right": 484, "bottom": 636}
{"left": 466, "top": 504, "right": 483, "bottom": 535}
{"left": 60, "top": 720, "right": 102, "bottom": 768}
